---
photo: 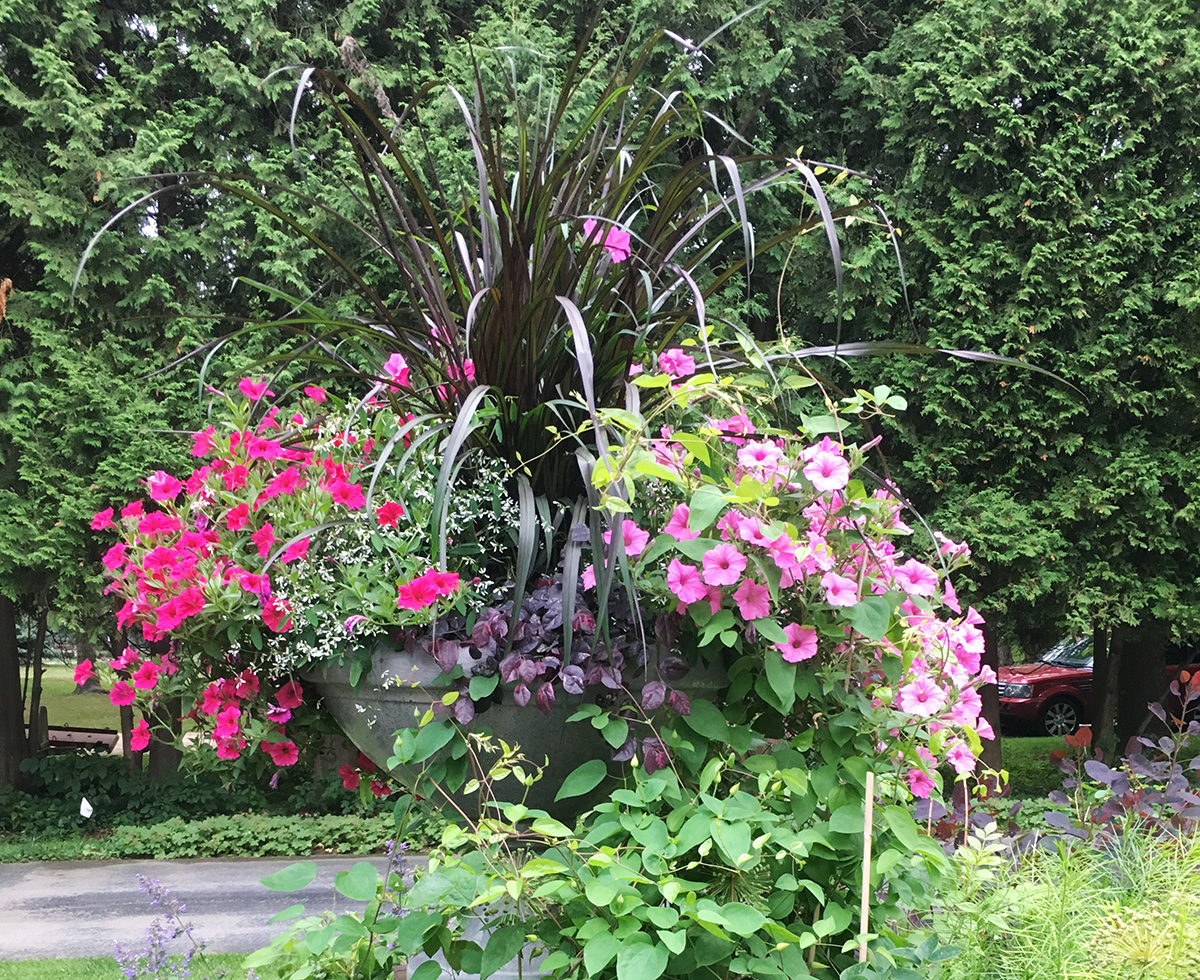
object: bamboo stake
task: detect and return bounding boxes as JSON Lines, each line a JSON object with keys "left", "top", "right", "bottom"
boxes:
{"left": 858, "top": 770, "right": 876, "bottom": 963}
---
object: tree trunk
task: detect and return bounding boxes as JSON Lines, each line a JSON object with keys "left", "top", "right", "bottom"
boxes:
{"left": 1091, "top": 626, "right": 1119, "bottom": 759}
{"left": 0, "top": 595, "right": 29, "bottom": 788}
{"left": 147, "top": 696, "right": 182, "bottom": 782}
{"left": 1114, "top": 624, "right": 1168, "bottom": 753}
{"left": 24, "top": 601, "right": 47, "bottom": 756}
{"left": 979, "top": 621, "right": 1002, "bottom": 772}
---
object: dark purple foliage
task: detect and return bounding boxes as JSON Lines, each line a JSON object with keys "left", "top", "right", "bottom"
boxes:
{"left": 641, "top": 681, "right": 666, "bottom": 712}
{"left": 641, "top": 737, "right": 669, "bottom": 775}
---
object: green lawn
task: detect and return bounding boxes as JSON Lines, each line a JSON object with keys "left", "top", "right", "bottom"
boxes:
{"left": 24, "top": 663, "right": 120, "bottom": 732}
{"left": 0, "top": 953, "right": 255, "bottom": 979}
{"left": 1002, "top": 734, "right": 1069, "bottom": 797}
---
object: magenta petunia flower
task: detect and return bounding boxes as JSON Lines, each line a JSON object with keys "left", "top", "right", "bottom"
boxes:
{"left": 582, "top": 218, "right": 632, "bottom": 263}
{"left": 190, "top": 425, "right": 217, "bottom": 458}
{"left": 251, "top": 522, "right": 275, "bottom": 559}
{"left": 776, "top": 623, "right": 818, "bottom": 663}
{"left": 328, "top": 479, "right": 366, "bottom": 509}
{"left": 129, "top": 720, "right": 151, "bottom": 753}
{"left": 214, "top": 705, "right": 241, "bottom": 739}
{"left": 74, "top": 659, "right": 96, "bottom": 686}
{"left": 276, "top": 680, "right": 304, "bottom": 710}
{"left": 91, "top": 507, "right": 114, "bottom": 530}
{"left": 280, "top": 537, "right": 310, "bottom": 565}
{"left": 110, "top": 681, "right": 136, "bottom": 707}
{"left": 262, "top": 597, "right": 293, "bottom": 633}
{"left": 262, "top": 740, "right": 299, "bottom": 766}
{"left": 384, "top": 353, "right": 410, "bottom": 388}
{"left": 238, "top": 377, "right": 272, "bottom": 401}
{"left": 226, "top": 503, "right": 250, "bottom": 531}
{"left": 657, "top": 348, "right": 697, "bottom": 379}
{"left": 732, "top": 578, "right": 770, "bottom": 620}
{"left": 304, "top": 385, "right": 328, "bottom": 402}
{"left": 397, "top": 574, "right": 439, "bottom": 611}
{"left": 702, "top": 543, "right": 747, "bottom": 587}
{"left": 375, "top": 501, "right": 404, "bottom": 526}
{"left": 132, "top": 661, "right": 160, "bottom": 690}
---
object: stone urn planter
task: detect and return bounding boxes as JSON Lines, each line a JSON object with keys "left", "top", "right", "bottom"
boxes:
{"left": 307, "top": 640, "right": 728, "bottom": 814}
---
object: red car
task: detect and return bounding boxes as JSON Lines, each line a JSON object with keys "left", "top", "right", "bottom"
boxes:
{"left": 998, "top": 636, "right": 1200, "bottom": 736}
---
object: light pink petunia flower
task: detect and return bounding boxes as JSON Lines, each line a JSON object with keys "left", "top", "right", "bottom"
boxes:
{"left": 803, "top": 449, "right": 850, "bottom": 492}
{"left": 821, "top": 571, "right": 859, "bottom": 607}
{"left": 776, "top": 623, "right": 818, "bottom": 663}
{"left": 666, "top": 559, "right": 707, "bottom": 605}
{"left": 732, "top": 578, "right": 770, "bottom": 620}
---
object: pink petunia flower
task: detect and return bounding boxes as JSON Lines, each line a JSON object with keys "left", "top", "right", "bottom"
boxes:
{"left": 262, "top": 597, "right": 293, "bottom": 633}
{"left": 214, "top": 737, "right": 244, "bottom": 760}
{"left": 146, "top": 471, "right": 182, "bottom": 502}
{"left": 191, "top": 425, "right": 217, "bottom": 457}
{"left": 666, "top": 559, "right": 707, "bottom": 605}
{"left": 821, "top": 571, "right": 859, "bottom": 607}
{"left": 602, "top": 520, "right": 651, "bottom": 558}
{"left": 91, "top": 508, "right": 114, "bottom": 530}
{"left": 662, "top": 504, "right": 699, "bottom": 542}
{"left": 702, "top": 543, "right": 747, "bottom": 587}
{"left": 897, "top": 675, "right": 947, "bottom": 717}
{"left": 74, "top": 659, "right": 96, "bottom": 686}
{"left": 945, "top": 740, "right": 977, "bottom": 776}
{"left": 226, "top": 503, "right": 250, "bottom": 531}
{"left": 893, "top": 559, "right": 939, "bottom": 597}
{"left": 776, "top": 623, "right": 818, "bottom": 663}
{"left": 907, "top": 768, "right": 936, "bottom": 798}
{"left": 214, "top": 705, "right": 241, "bottom": 739}
{"left": 304, "top": 385, "right": 328, "bottom": 402}
{"left": 328, "top": 479, "right": 366, "bottom": 509}
{"left": 738, "top": 440, "right": 785, "bottom": 472}
{"left": 129, "top": 720, "right": 151, "bottom": 753}
{"left": 803, "top": 449, "right": 850, "bottom": 492}
{"left": 732, "top": 578, "right": 770, "bottom": 620}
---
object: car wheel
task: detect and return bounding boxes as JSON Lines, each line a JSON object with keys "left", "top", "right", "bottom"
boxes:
{"left": 1039, "top": 697, "right": 1082, "bottom": 737}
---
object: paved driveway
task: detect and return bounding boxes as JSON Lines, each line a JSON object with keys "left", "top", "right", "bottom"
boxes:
{"left": 0, "top": 855, "right": 391, "bottom": 961}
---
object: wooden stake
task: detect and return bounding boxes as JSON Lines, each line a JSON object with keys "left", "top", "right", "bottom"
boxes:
{"left": 858, "top": 770, "right": 875, "bottom": 963}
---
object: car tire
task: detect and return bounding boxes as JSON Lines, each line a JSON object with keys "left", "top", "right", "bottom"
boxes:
{"left": 1039, "top": 697, "right": 1082, "bottom": 737}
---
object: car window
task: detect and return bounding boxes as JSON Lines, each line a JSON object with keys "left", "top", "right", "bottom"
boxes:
{"left": 1038, "top": 637, "right": 1094, "bottom": 669}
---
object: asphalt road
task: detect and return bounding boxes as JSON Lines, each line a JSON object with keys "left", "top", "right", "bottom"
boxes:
{"left": 0, "top": 854, "right": 392, "bottom": 961}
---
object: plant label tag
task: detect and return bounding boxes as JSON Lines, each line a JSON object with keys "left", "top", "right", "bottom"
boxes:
{"left": 80, "top": 797, "right": 93, "bottom": 819}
